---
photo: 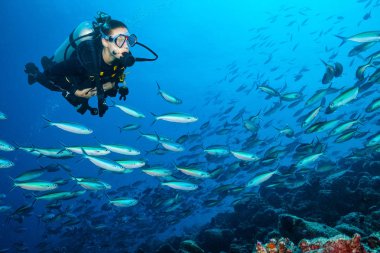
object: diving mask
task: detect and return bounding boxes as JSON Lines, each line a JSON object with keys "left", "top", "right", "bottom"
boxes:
{"left": 103, "top": 33, "right": 137, "bottom": 48}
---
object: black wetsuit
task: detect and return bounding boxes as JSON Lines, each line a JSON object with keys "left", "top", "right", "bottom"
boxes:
{"left": 36, "top": 38, "right": 134, "bottom": 116}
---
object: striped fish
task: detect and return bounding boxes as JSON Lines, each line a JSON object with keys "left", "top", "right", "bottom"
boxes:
{"left": 152, "top": 112, "right": 198, "bottom": 124}
{"left": 42, "top": 116, "right": 93, "bottom": 134}
{"left": 156, "top": 81, "right": 182, "bottom": 104}
{"left": 162, "top": 181, "right": 198, "bottom": 191}
{"left": 114, "top": 104, "right": 145, "bottom": 118}
{"left": 109, "top": 197, "right": 138, "bottom": 207}
{"left": 246, "top": 170, "right": 277, "bottom": 187}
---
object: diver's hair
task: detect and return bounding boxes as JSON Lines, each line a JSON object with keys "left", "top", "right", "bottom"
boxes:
{"left": 101, "top": 20, "right": 128, "bottom": 35}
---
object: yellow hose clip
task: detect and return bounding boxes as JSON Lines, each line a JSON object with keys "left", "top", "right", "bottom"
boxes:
{"left": 119, "top": 73, "right": 125, "bottom": 82}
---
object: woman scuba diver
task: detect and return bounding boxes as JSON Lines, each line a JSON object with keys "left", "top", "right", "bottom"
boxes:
{"left": 24, "top": 11, "right": 158, "bottom": 117}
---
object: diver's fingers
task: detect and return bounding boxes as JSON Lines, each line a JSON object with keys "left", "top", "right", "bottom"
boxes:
{"left": 84, "top": 87, "right": 97, "bottom": 95}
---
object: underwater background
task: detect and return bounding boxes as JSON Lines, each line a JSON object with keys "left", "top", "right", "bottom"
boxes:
{"left": 0, "top": 0, "right": 380, "bottom": 252}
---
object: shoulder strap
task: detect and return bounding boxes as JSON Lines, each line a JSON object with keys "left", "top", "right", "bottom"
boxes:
{"left": 75, "top": 39, "right": 105, "bottom": 117}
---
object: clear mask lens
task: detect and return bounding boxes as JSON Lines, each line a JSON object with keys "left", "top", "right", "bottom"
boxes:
{"left": 114, "top": 34, "right": 137, "bottom": 48}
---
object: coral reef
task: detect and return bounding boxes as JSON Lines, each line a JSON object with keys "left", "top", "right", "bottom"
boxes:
{"left": 298, "top": 234, "right": 367, "bottom": 253}
{"left": 278, "top": 214, "right": 341, "bottom": 242}
{"left": 255, "top": 238, "right": 296, "bottom": 253}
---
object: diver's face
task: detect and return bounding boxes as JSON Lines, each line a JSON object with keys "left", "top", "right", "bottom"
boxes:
{"left": 104, "top": 27, "right": 130, "bottom": 58}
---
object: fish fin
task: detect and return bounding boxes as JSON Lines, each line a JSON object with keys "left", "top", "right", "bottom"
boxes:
{"left": 334, "top": 35, "right": 347, "bottom": 47}
{"left": 8, "top": 175, "right": 15, "bottom": 183}
{"left": 320, "top": 59, "right": 328, "bottom": 66}
{"left": 93, "top": 136, "right": 102, "bottom": 146}
{"left": 8, "top": 185, "right": 16, "bottom": 193}
{"left": 79, "top": 147, "right": 89, "bottom": 157}
{"left": 31, "top": 198, "right": 37, "bottom": 207}
{"left": 136, "top": 131, "right": 145, "bottom": 141}
{"left": 41, "top": 115, "right": 52, "bottom": 123}
{"left": 41, "top": 115, "right": 52, "bottom": 128}
{"left": 57, "top": 148, "right": 66, "bottom": 155}
{"left": 367, "top": 55, "right": 375, "bottom": 66}
{"left": 150, "top": 113, "right": 157, "bottom": 125}
{"left": 153, "top": 131, "right": 161, "bottom": 142}
{"left": 321, "top": 97, "right": 326, "bottom": 107}
{"left": 104, "top": 192, "right": 111, "bottom": 201}
{"left": 156, "top": 81, "right": 161, "bottom": 90}
{"left": 12, "top": 141, "right": 20, "bottom": 150}
{"left": 58, "top": 141, "right": 68, "bottom": 149}
{"left": 108, "top": 99, "right": 116, "bottom": 108}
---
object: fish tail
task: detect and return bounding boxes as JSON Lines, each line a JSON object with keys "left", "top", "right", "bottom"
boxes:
{"left": 41, "top": 115, "right": 51, "bottom": 122}
{"left": 150, "top": 113, "right": 157, "bottom": 125}
{"left": 93, "top": 136, "right": 102, "bottom": 146}
{"left": 8, "top": 176, "right": 16, "bottom": 192}
{"left": 57, "top": 141, "right": 68, "bottom": 154}
{"left": 156, "top": 81, "right": 161, "bottom": 90}
{"left": 8, "top": 175, "right": 15, "bottom": 182}
{"left": 41, "top": 115, "right": 52, "bottom": 128}
{"left": 321, "top": 97, "right": 327, "bottom": 107}
{"left": 8, "top": 186, "right": 16, "bottom": 193}
{"left": 12, "top": 141, "right": 21, "bottom": 150}
{"left": 136, "top": 132, "right": 143, "bottom": 141}
{"left": 320, "top": 59, "right": 328, "bottom": 66}
{"left": 367, "top": 56, "right": 375, "bottom": 66}
{"left": 334, "top": 35, "right": 347, "bottom": 47}
{"left": 108, "top": 99, "right": 116, "bottom": 108}
{"left": 31, "top": 198, "right": 37, "bottom": 207}
{"left": 47, "top": 163, "right": 61, "bottom": 173}
{"left": 153, "top": 131, "right": 161, "bottom": 142}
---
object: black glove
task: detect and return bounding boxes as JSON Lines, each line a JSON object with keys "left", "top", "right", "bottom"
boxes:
{"left": 77, "top": 104, "right": 98, "bottom": 115}
{"left": 105, "top": 87, "right": 118, "bottom": 97}
{"left": 24, "top": 63, "right": 41, "bottom": 85}
{"left": 118, "top": 86, "right": 129, "bottom": 101}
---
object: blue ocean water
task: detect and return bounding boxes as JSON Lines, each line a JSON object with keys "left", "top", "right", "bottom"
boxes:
{"left": 0, "top": 0, "right": 379, "bottom": 252}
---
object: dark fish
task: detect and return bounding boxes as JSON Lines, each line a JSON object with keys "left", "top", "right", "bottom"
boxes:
{"left": 232, "top": 108, "right": 245, "bottom": 122}
{"left": 294, "top": 73, "right": 303, "bottom": 81}
{"left": 321, "top": 60, "right": 335, "bottom": 84}
{"left": 348, "top": 41, "right": 377, "bottom": 57}
{"left": 356, "top": 56, "right": 375, "bottom": 80}
{"left": 264, "top": 54, "right": 272, "bottom": 64}
{"left": 334, "top": 62, "right": 343, "bottom": 77}
{"left": 176, "top": 134, "right": 189, "bottom": 144}
{"left": 367, "top": 65, "right": 380, "bottom": 83}
{"left": 329, "top": 52, "right": 338, "bottom": 60}
{"left": 200, "top": 121, "right": 210, "bottom": 130}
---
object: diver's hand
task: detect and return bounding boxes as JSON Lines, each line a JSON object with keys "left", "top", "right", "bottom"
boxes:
{"left": 119, "top": 86, "right": 129, "bottom": 101}
{"left": 74, "top": 83, "right": 115, "bottom": 99}
{"left": 24, "top": 62, "right": 41, "bottom": 85}
{"left": 103, "top": 81, "right": 115, "bottom": 91}
{"left": 75, "top": 88, "right": 97, "bottom": 98}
